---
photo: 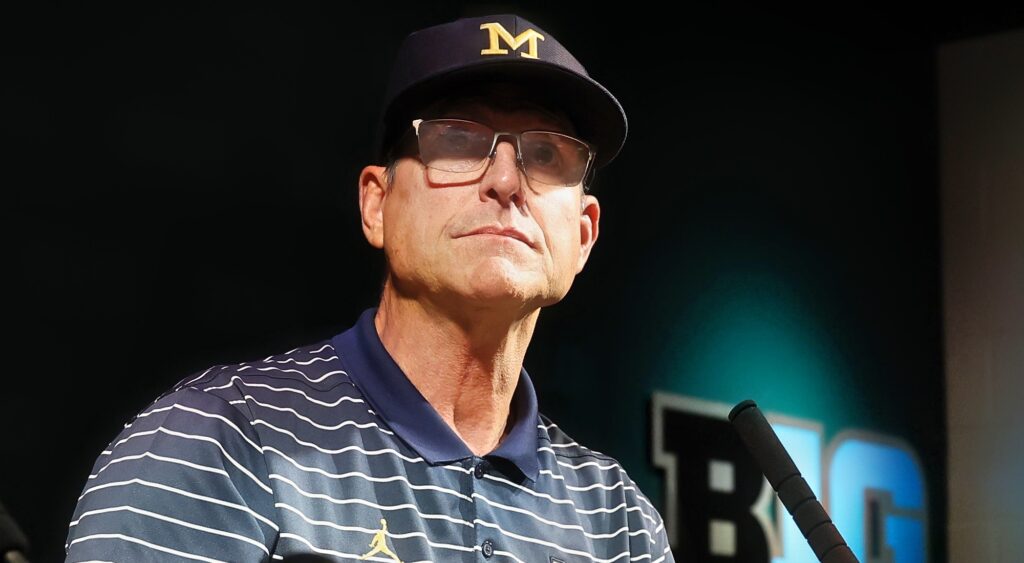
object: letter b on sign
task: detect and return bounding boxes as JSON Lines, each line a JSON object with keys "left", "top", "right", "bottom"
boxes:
{"left": 652, "top": 396, "right": 771, "bottom": 562}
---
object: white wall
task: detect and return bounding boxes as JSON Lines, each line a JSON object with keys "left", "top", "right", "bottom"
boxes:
{"left": 940, "top": 29, "right": 1024, "bottom": 562}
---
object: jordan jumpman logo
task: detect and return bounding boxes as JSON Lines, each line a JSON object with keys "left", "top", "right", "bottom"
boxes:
{"left": 359, "top": 518, "right": 402, "bottom": 562}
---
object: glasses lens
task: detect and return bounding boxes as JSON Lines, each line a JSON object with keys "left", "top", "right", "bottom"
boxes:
{"left": 417, "top": 120, "right": 493, "bottom": 175}
{"left": 521, "top": 132, "right": 591, "bottom": 187}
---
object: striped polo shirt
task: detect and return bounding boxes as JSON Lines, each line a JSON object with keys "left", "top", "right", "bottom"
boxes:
{"left": 66, "top": 307, "right": 674, "bottom": 562}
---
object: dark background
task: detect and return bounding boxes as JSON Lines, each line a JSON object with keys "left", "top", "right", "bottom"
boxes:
{"left": 5, "top": 3, "right": 1022, "bottom": 561}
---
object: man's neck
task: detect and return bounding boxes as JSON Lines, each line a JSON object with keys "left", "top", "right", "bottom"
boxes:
{"left": 374, "top": 286, "right": 539, "bottom": 457}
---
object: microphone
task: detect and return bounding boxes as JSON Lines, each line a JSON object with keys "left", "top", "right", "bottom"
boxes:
{"left": 729, "top": 400, "right": 858, "bottom": 563}
{"left": 0, "top": 500, "right": 30, "bottom": 563}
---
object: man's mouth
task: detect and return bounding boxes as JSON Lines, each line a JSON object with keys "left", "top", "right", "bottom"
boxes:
{"left": 460, "top": 225, "right": 536, "bottom": 248}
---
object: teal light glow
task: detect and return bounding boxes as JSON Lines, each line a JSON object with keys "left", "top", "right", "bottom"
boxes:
{"left": 657, "top": 272, "right": 862, "bottom": 427}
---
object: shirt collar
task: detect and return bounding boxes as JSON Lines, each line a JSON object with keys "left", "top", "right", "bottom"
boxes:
{"left": 331, "top": 307, "right": 540, "bottom": 482}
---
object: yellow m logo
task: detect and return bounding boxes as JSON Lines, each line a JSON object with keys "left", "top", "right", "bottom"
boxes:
{"left": 479, "top": 22, "right": 545, "bottom": 60}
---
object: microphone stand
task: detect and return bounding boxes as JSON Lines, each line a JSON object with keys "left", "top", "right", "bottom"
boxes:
{"left": 729, "top": 400, "right": 858, "bottom": 563}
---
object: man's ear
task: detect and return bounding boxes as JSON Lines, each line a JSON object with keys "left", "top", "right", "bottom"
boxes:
{"left": 576, "top": 193, "right": 600, "bottom": 273}
{"left": 359, "top": 165, "right": 388, "bottom": 249}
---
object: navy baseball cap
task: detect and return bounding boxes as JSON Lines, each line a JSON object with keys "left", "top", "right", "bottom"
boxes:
{"left": 373, "top": 14, "right": 628, "bottom": 172}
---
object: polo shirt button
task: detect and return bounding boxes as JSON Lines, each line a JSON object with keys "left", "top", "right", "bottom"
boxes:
{"left": 474, "top": 460, "right": 487, "bottom": 479}
{"left": 481, "top": 538, "right": 494, "bottom": 558}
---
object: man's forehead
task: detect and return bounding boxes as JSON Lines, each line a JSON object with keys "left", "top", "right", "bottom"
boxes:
{"left": 420, "top": 91, "right": 576, "bottom": 134}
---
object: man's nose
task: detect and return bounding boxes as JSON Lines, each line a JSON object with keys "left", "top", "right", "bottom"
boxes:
{"left": 479, "top": 137, "right": 525, "bottom": 205}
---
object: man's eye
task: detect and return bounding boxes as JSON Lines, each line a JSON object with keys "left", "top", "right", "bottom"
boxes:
{"left": 529, "top": 144, "right": 560, "bottom": 166}
{"left": 442, "top": 132, "right": 474, "bottom": 153}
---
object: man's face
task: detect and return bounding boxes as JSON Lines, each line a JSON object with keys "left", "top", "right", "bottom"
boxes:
{"left": 359, "top": 93, "right": 601, "bottom": 315}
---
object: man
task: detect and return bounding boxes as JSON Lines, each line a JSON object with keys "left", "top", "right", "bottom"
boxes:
{"left": 66, "top": 14, "right": 675, "bottom": 562}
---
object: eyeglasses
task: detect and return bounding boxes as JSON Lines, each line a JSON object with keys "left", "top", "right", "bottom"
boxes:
{"left": 410, "top": 118, "right": 595, "bottom": 189}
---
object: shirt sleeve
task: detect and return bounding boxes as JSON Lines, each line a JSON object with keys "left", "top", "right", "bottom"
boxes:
{"left": 626, "top": 472, "right": 676, "bottom": 563}
{"left": 65, "top": 386, "right": 279, "bottom": 562}
{"left": 648, "top": 507, "right": 676, "bottom": 563}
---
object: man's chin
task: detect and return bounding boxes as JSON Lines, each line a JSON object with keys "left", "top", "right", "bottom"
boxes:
{"left": 423, "top": 258, "right": 557, "bottom": 309}
{"left": 455, "top": 275, "right": 546, "bottom": 309}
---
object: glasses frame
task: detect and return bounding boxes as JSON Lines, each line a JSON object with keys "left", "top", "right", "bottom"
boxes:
{"left": 410, "top": 118, "right": 597, "bottom": 190}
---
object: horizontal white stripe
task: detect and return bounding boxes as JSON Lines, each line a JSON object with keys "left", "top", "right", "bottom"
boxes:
{"left": 89, "top": 451, "right": 228, "bottom": 481}
{"left": 284, "top": 342, "right": 333, "bottom": 356}
{"left": 238, "top": 407, "right": 474, "bottom": 477}
{"left": 538, "top": 447, "right": 646, "bottom": 490}
{"left": 554, "top": 458, "right": 620, "bottom": 471}
{"left": 440, "top": 463, "right": 473, "bottom": 473}
{"left": 69, "top": 533, "right": 227, "bottom": 562}
{"left": 135, "top": 405, "right": 174, "bottom": 419}
{"left": 247, "top": 365, "right": 345, "bottom": 384}
{"left": 179, "top": 366, "right": 219, "bottom": 390}
{"left": 200, "top": 375, "right": 366, "bottom": 407}
{"left": 121, "top": 404, "right": 173, "bottom": 431}
{"left": 171, "top": 403, "right": 263, "bottom": 451}
{"left": 69, "top": 505, "right": 269, "bottom": 554}
{"left": 244, "top": 395, "right": 393, "bottom": 434}
{"left": 74, "top": 478, "right": 278, "bottom": 531}
{"left": 270, "top": 473, "right": 472, "bottom": 527}
{"left": 543, "top": 442, "right": 609, "bottom": 459}
{"left": 483, "top": 473, "right": 658, "bottom": 526}
{"left": 252, "top": 420, "right": 416, "bottom": 459}
{"left": 254, "top": 420, "right": 473, "bottom": 478}
{"left": 553, "top": 476, "right": 631, "bottom": 493}
{"left": 472, "top": 491, "right": 587, "bottom": 531}
{"left": 262, "top": 445, "right": 471, "bottom": 501}
{"left": 627, "top": 487, "right": 658, "bottom": 513}
{"left": 565, "top": 481, "right": 629, "bottom": 492}
{"left": 595, "top": 504, "right": 656, "bottom": 526}
{"left": 564, "top": 479, "right": 653, "bottom": 506}
{"left": 277, "top": 504, "right": 475, "bottom": 555}
{"left": 539, "top": 441, "right": 609, "bottom": 458}
{"left": 539, "top": 469, "right": 565, "bottom": 480}
{"left": 262, "top": 355, "right": 338, "bottom": 366}
{"left": 581, "top": 504, "right": 656, "bottom": 526}
{"left": 471, "top": 493, "right": 655, "bottom": 544}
